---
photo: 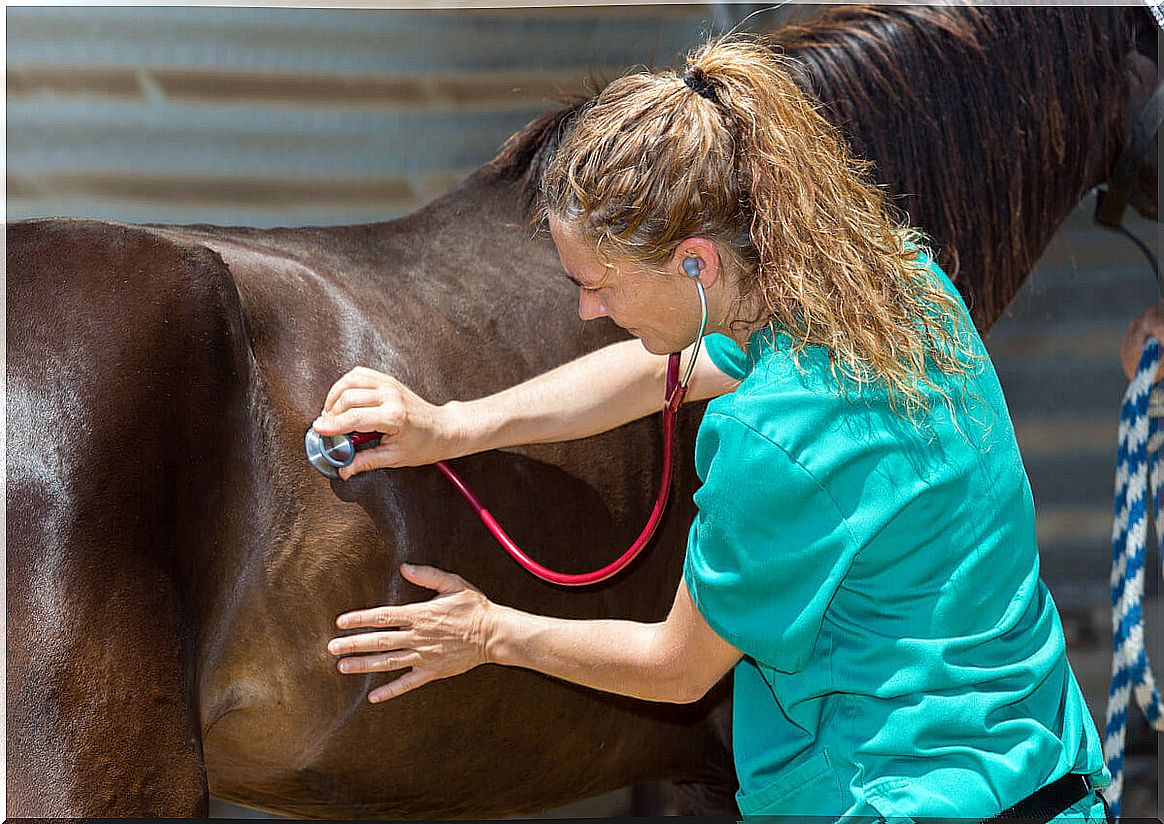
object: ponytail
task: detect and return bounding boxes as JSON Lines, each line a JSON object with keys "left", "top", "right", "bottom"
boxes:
{"left": 542, "top": 34, "right": 983, "bottom": 423}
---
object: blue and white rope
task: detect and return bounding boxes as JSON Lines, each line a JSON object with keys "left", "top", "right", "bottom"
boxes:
{"left": 1144, "top": 0, "right": 1164, "bottom": 33}
{"left": 1105, "top": 337, "right": 1164, "bottom": 820}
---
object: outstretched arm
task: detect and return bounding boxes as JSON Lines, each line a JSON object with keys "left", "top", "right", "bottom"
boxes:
{"left": 326, "top": 564, "right": 742, "bottom": 705}
{"left": 314, "top": 337, "right": 738, "bottom": 478}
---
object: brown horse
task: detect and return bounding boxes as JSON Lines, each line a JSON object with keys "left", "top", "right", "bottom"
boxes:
{"left": 6, "top": 6, "right": 1159, "bottom": 819}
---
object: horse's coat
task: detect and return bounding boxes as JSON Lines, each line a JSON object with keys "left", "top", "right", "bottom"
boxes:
{"left": 5, "top": 6, "right": 1159, "bottom": 819}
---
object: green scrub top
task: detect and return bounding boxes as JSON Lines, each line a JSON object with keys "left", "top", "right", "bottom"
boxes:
{"left": 683, "top": 251, "right": 1110, "bottom": 821}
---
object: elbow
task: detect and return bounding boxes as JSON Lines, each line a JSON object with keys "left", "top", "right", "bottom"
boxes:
{"left": 663, "top": 673, "right": 718, "bottom": 705}
{"left": 645, "top": 624, "right": 731, "bottom": 704}
{"left": 672, "top": 686, "right": 708, "bottom": 705}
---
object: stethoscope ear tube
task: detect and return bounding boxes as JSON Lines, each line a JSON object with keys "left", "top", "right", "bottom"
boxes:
{"left": 673, "top": 277, "right": 707, "bottom": 410}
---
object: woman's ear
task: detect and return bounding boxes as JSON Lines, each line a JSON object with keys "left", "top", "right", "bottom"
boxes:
{"left": 673, "top": 237, "right": 722, "bottom": 287}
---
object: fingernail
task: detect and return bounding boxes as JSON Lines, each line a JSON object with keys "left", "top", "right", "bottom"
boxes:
{"left": 327, "top": 640, "right": 340, "bottom": 654}
{"left": 339, "top": 660, "right": 354, "bottom": 673}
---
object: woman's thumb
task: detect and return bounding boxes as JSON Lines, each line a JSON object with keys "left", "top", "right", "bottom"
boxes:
{"left": 400, "top": 563, "right": 462, "bottom": 593}
{"left": 337, "top": 444, "right": 394, "bottom": 480}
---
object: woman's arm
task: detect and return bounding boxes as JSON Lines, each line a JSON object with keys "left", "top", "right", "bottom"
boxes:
{"left": 447, "top": 337, "right": 736, "bottom": 455}
{"left": 326, "top": 564, "right": 743, "bottom": 705}
{"left": 314, "top": 337, "right": 737, "bottom": 478}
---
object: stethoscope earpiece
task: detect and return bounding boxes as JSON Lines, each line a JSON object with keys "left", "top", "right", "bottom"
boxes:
{"left": 683, "top": 256, "right": 703, "bottom": 279}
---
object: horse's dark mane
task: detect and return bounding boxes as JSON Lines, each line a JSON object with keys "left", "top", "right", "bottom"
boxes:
{"left": 489, "top": 96, "right": 590, "bottom": 215}
{"left": 487, "top": 5, "right": 1142, "bottom": 329}
{"left": 773, "top": 5, "right": 1138, "bottom": 328}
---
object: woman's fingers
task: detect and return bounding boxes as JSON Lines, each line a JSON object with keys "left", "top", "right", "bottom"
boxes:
{"left": 317, "top": 368, "right": 407, "bottom": 435}
{"left": 323, "top": 367, "right": 387, "bottom": 414}
{"left": 328, "top": 388, "right": 384, "bottom": 416}
{"left": 336, "top": 444, "right": 399, "bottom": 480}
{"left": 368, "top": 670, "right": 436, "bottom": 703}
{"left": 1121, "top": 305, "right": 1164, "bottom": 382}
{"left": 327, "top": 575, "right": 491, "bottom": 704}
{"left": 335, "top": 605, "right": 408, "bottom": 631}
{"left": 1142, "top": 306, "right": 1164, "bottom": 342}
{"left": 337, "top": 650, "right": 423, "bottom": 675}
{"left": 313, "top": 404, "right": 400, "bottom": 438}
{"left": 313, "top": 366, "right": 455, "bottom": 478}
{"left": 328, "top": 630, "right": 411, "bottom": 656}
{"left": 400, "top": 562, "right": 472, "bottom": 595}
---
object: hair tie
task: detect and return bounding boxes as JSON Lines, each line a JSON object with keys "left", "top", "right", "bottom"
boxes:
{"left": 683, "top": 72, "right": 718, "bottom": 102}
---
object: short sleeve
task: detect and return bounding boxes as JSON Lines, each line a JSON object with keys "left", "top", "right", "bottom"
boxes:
{"left": 683, "top": 414, "right": 861, "bottom": 673}
{"left": 702, "top": 332, "right": 749, "bottom": 381}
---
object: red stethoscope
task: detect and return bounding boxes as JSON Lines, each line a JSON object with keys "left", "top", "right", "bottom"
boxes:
{"left": 305, "top": 259, "right": 708, "bottom": 586}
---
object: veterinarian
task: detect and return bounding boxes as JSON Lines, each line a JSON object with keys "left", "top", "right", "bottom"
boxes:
{"left": 316, "top": 37, "right": 1112, "bottom": 821}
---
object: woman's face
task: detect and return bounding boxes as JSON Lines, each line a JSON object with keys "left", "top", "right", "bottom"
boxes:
{"left": 549, "top": 217, "right": 709, "bottom": 355}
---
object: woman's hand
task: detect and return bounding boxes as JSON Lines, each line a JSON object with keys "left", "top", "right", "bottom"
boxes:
{"left": 327, "top": 564, "right": 493, "bottom": 703}
{"left": 313, "top": 366, "right": 464, "bottom": 479}
{"left": 1121, "top": 305, "right": 1164, "bottom": 383}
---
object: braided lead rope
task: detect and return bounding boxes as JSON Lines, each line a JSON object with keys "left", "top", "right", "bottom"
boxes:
{"left": 1105, "top": 338, "right": 1164, "bottom": 819}
{"left": 1145, "top": 0, "right": 1164, "bottom": 32}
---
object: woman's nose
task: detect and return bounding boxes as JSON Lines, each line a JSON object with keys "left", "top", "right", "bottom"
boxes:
{"left": 578, "top": 289, "right": 608, "bottom": 321}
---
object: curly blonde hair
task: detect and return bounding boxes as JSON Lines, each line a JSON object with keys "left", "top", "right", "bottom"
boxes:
{"left": 539, "top": 35, "right": 983, "bottom": 422}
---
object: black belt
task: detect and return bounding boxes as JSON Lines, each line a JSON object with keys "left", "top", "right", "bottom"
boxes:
{"left": 990, "top": 773, "right": 1097, "bottom": 822}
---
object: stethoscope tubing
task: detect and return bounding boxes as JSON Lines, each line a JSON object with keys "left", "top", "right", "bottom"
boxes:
{"left": 309, "top": 277, "right": 708, "bottom": 587}
{"left": 433, "top": 351, "right": 684, "bottom": 586}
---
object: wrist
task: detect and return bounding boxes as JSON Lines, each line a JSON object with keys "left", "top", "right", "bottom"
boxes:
{"left": 481, "top": 602, "right": 518, "bottom": 667}
{"left": 441, "top": 400, "right": 476, "bottom": 459}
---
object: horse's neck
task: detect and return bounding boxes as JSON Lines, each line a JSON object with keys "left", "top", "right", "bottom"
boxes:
{"left": 786, "top": 6, "right": 1135, "bottom": 330}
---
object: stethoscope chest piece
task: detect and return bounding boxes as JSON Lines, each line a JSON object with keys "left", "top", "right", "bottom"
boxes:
{"left": 305, "top": 428, "right": 383, "bottom": 478}
{"left": 305, "top": 428, "right": 356, "bottom": 478}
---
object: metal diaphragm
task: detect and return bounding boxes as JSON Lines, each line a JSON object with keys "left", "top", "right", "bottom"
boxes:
{"left": 304, "top": 427, "right": 356, "bottom": 478}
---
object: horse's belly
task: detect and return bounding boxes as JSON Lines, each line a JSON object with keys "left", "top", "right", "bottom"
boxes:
{"left": 200, "top": 660, "right": 709, "bottom": 819}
